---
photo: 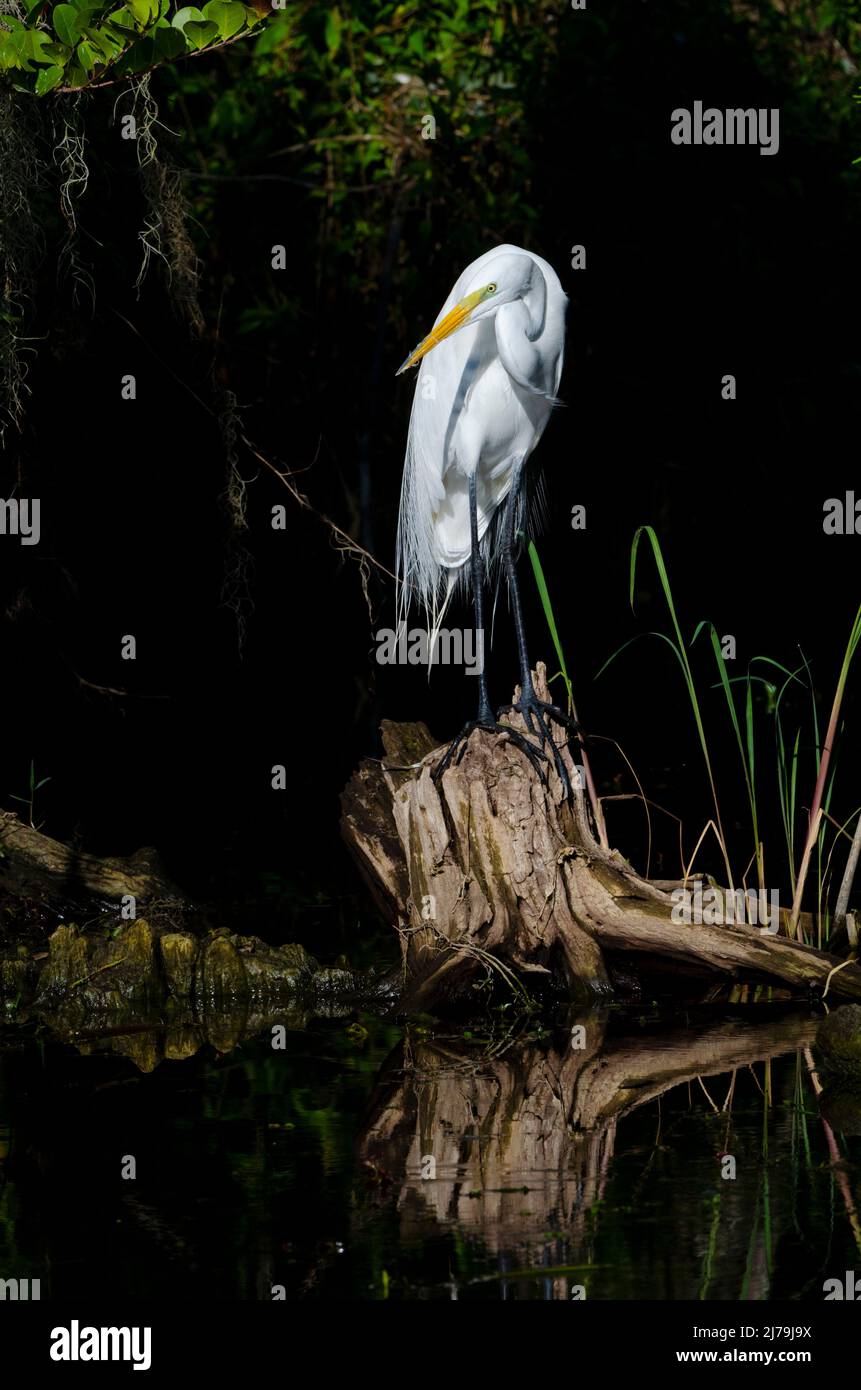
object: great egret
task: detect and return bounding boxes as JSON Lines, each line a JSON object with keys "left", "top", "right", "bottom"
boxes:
{"left": 396, "top": 244, "right": 578, "bottom": 787}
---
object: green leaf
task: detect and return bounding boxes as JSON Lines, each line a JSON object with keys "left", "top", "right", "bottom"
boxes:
{"left": 35, "top": 63, "right": 64, "bottom": 92}
{"left": 7, "top": 33, "right": 33, "bottom": 70}
{"left": 128, "top": 0, "right": 160, "bottom": 24}
{"left": 324, "top": 7, "right": 341, "bottom": 55}
{"left": 84, "top": 26, "right": 123, "bottom": 59}
{"left": 817, "top": 2, "right": 837, "bottom": 30}
{"left": 171, "top": 5, "right": 205, "bottom": 27}
{"left": 182, "top": 18, "right": 218, "bottom": 47}
{"left": 10, "top": 26, "right": 56, "bottom": 65}
{"left": 33, "top": 30, "right": 57, "bottom": 63}
{"left": 113, "top": 34, "right": 154, "bottom": 71}
{"left": 254, "top": 13, "right": 288, "bottom": 55}
{"left": 63, "top": 60, "right": 89, "bottom": 86}
{"left": 152, "top": 24, "right": 185, "bottom": 59}
{"left": 52, "top": 3, "right": 85, "bottom": 45}
{"left": 0, "top": 36, "right": 18, "bottom": 73}
{"left": 41, "top": 41, "right": 73, "bottom": 61}
{"left": 202, "top": 0, "right": 246, "bottom": 39}
{"left": 76, "top": 37, "right": 99, "bottom": 70}
{"left": 106, "top": 6, "right": 139, "bottom": 33}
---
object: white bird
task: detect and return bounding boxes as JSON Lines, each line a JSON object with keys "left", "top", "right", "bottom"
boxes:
{"left": 395, "top": 244, "right": 578, "bottom": 785}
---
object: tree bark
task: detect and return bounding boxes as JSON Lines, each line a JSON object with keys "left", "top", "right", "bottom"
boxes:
{"left": 341, "top": 663, "right": 861, "bottom": 1009}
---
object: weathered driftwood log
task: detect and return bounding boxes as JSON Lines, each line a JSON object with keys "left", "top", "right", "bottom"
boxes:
{"left": 0, "top": 810, "right": 188, "bottom": 909}
{"left": 341, "top": 663, "right": 861, "bottom": 1009}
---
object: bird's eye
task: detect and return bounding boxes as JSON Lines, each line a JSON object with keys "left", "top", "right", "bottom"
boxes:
{"left": 486, "top": 283, "right": 497, "bottom": 294}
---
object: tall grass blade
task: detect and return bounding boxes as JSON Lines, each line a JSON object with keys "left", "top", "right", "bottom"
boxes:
{"left": 527, "top": 538, "right": 608, "bottom": 847}
{"left": 788, "top": 603, "right": 861, "bottom": 936}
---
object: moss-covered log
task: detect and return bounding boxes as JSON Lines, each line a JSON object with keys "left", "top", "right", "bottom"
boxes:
{"left": 0, "top": 916, "right": 394, "bottom": 1031}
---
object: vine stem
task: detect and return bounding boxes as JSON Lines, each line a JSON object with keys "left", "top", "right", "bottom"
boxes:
{"left": 54, "top": 25, "right": 256, "bottom": 95}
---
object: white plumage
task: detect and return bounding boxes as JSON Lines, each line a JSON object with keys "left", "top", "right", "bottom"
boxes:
{"left": 396, "top": 244, "right": 567, "bottom": 634}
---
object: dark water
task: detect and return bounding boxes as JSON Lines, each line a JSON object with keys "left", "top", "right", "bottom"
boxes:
{"left": 1, "top": 1002, "right": 859, "bottom": 1301}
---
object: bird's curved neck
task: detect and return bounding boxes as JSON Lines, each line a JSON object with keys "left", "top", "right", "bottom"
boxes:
{"left": 521, "top": 265, "right": 546, "bottom": 341}
{"left": 495, "top": 270, "right": 549, "bottom": 398}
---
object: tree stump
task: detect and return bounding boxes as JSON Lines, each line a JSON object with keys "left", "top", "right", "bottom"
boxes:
{"left": 341, "top": 663, "right": 861, "bottom": 1010}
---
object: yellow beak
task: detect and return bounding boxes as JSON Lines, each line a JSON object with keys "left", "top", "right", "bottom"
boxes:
{"left": 396, "top": 288, "right": 485, "bottom": 375}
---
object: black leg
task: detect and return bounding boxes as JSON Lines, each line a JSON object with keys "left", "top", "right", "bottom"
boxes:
{"left": 496, "top": 462, "right": 582, "bottom": 796}
{"left": 468, "top": 471, "right": 494, "bottom": 726}
{"left": 501, "top": 462, "right": 536, "bottom": 702}
{"left": 433, "top": 472, "right": 548, "bottom": 783}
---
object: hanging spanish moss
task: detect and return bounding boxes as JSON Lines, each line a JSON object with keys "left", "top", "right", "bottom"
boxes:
{"left": 0, "top": 82, "right": 43, "bottom": 443}
{"left": 129, "top": 75, "right": 204, "bottom": 338}
{"left": 51, "top": 94, "right": 95, "bottom": 309}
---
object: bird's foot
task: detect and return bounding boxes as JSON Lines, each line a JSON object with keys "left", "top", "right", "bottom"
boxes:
{"left": 497, "top": 692, "right": 582, "bottom": 798}
{"left": 432, "top": 717, "right": 548, "bottom": 784}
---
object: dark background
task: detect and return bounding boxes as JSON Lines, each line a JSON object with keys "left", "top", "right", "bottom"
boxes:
{"left": 2, "top": 0, "right": 860, "bottom": 938}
